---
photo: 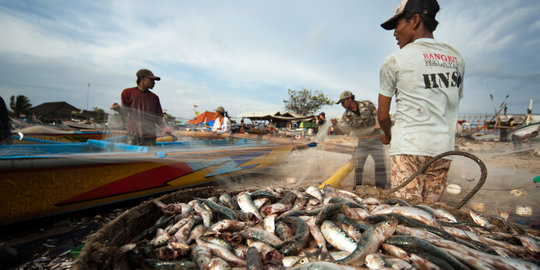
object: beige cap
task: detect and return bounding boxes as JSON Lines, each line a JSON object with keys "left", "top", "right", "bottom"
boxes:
{"left": 337, "top": 90, "right": 353, "bottom": 104}
{"left": 215, "top": 106, "right": 225, "bottom": 114}
{"left": 136, "top": 69, "right": 161, "bottom": 81}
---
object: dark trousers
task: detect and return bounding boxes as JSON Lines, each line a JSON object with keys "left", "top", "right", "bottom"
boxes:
{"left": 354, "top": 136, "right": 388, "bottom": 189}
{"left": 511, "top": 134, "right": 522, "bottom": 150}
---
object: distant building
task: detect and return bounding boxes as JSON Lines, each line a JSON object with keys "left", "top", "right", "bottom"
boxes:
{"left": 31, "top": 101, "right": 104, "bottom": 123}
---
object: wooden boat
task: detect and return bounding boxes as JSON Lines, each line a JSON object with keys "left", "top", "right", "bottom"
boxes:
{"left": 0, "top": 136, "right": 298, "bottom": 225}
{"left": 11, "top": 125, "right": 118, "bottom": 144}
{"left": 510, "top": 121, "right": 540, "bottom": 138}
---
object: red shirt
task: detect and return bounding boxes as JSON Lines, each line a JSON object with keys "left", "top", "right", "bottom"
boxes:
{"left": 121, "top": 87, "right": 163, "bottom": 138}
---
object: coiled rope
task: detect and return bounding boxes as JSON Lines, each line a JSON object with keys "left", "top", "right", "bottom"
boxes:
{"left": 387, "top": 151, "right": 487, "bottom": 209}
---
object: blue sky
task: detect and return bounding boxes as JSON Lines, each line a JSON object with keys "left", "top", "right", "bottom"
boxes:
{"left": 0, "top": 0, "right": 539, "bottom": 122}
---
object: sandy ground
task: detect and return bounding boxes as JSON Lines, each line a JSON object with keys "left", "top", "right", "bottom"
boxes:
{"left": 220, "top": 136, "right": 540, "bottom": 229}
{"left": 1, "top": 136, "right": 539, "bottom": 269}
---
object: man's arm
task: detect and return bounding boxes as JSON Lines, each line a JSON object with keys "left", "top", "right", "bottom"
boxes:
{"left": 377, "top": 94, "right": 392, "bottom": 144}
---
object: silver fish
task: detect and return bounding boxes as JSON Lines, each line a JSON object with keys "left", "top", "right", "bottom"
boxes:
{"left": 382, "top": 256, "right": 414, "bottom": 270}
{"left": 337, "top": 219, "right": 398, "bottom": 266}
{"left": 196, "top": 238, "right": 246, "bottom": 266}
{"left": 210, "top": 219, "right": 246, "bottom": 233}
{"left": 441, "top": 247, "right": 498, "bottom": 270}
{"left": 423, "top": 235, "right": 538, "bottom": 270}
{"left": 167, "top": 216, "right": 190, "bottom": 235}
{"left": 305, "top": 185, "right": 323, "bottom": 201}
{"left": 330, "top": 251, "right": 350, "bottom": 261}
{"left": 282, "top": 256, "right": 304, "bottom": 268}
{"left": 365, "top": 253, "right": 385, "bottom": 269}
{"left": 219, "top": 193, "right": 236, "bottom": 209}
{"left": 253, "top": 197, "right": 269, "bottom": 209}
{"left": 150, "top": 228, "right": 170, "bottom": 248}
{"left": 209, "top": 256, "right": 231, "bottom": 270}
{"left": 237, "top": 192, "right": 263, "bottom": 220}
{"left": 169, "top": 240, "right": 190, "bottom": 256}
{"left": 192, "top": 200, "right": 213, "bottom": 228}
{"left": 341, "top": 204, "right": 369, "bottom": 221}
{"left": 381, "top": 243, "right": 409, "bottom": 261}
{"left": 263, "top": 214, "right": 276, "bottom": 233}
{"left": 187, "top": 224, "right": 206, "bottom": 244}
{"left": 442, "top": 226, "right": 484, "bottom": 243}
{"left": 261, "top": 203, "right": 290, "bottom": 215}
{"left": 409, "top": 253, "right": 440, "bottom": 270}
{"left": 516, "top": 235, "right": 540, "bottom": 256}
{"left": 192, "top": 245, "right": 212, "bottom": 270}
{"left": 433, "top": 207, "right": 457, "bottom": 223}
{"left": 469, "top": 210, "right": 493, "bottom": 229}
{"left": 302, "top": 216, "right": 327, "bottom": 248}
{"left": 290, "top": 261, "right": 359, "bottom": 270}
{"left": 372, "top": 206, "right": 439, "bottom": 227}
{"left": 246, "top": 240, "right": 283, "bottom": 265}
{"left": 241, "top": 227, "right": 284, "bottom": 248}
{"left": 174, "top": 216, "right": 196, "bottom": 243}
{"left": 246, "top": 246, "right": 264, "bottom": 270}
{"left": 320, "top": 220, "right": 357, "bottom": 253}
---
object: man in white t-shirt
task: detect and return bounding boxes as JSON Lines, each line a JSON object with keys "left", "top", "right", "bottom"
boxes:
{"left": 377, "top": 0, "right": 465, "bottom": 202}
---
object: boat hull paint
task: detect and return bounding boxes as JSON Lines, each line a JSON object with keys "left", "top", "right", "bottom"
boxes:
{"left": 11, "top": 131, "right": 114, "bottom": 144}
{"left": 0, "top": 144, "right": 292, "bottom": 225}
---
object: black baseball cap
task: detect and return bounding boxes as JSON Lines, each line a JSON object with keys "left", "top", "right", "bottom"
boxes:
{"left": 381, "top": 0, "right": 440, "bottom": 30}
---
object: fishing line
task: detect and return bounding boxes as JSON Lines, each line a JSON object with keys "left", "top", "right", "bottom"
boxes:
{"left": 386, "top": 151, "right": 488, "bottom": 210}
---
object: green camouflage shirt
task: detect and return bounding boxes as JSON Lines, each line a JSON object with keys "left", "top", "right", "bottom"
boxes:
{"left": 341, "top": 100, "right": 377, "bottom": 129}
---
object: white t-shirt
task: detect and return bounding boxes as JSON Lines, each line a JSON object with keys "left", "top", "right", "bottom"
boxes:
{"left": 379, "top": 38, "right": 465, "bottom": 157}
{"left": 212, "top": 116, "right": 231, "bottom": 134}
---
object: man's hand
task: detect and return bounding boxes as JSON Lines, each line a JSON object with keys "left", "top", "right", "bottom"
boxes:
{"left": 163, "top": 126, "right": 173, "bottom": 135}
{"left": 110, "top": 103, "right": 120, "bottom": 111}
{"left": 379, "top": 133, "right": 391, "bottom": 145}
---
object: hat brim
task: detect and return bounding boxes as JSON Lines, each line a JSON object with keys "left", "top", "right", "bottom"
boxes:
{"left": 148, "top": 76, "right": 161, "bottom": 81}
{"left": 336, "top": 98, "right": 346, "bottom": 104}
{"left": 381, "top": 13, "right": 403, "bottom": 30}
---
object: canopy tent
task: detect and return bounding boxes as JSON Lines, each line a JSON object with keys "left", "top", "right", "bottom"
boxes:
{"left": 237, "top": 111, "right": 280, "bottom": 121}
{"left": 238, "top": 111, "right": 313, "bottom": 128}
{"left": 187, "top": 111, "right": 218, "bottom": 125}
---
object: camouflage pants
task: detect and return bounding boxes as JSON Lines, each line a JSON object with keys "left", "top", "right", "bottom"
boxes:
{"left": 390, "top": 154, "right": 451, "bottom": 203}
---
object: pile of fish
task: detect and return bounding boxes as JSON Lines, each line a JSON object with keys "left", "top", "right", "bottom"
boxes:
{"left": 117, "top": 185, "right": 540, "bottom": 269}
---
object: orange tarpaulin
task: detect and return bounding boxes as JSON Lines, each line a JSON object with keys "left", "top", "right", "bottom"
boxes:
{"left": 187, "top": 111, "right": 218, "bottom": 124}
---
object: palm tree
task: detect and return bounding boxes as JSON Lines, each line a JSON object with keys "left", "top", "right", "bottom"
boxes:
{"left": 10, "top": 95, "right": 32, "bottom": 117}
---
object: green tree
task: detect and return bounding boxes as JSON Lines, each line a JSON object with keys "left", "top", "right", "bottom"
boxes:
{"left": 9, "top": 95, "right": 32, "bottom": 117}
{"left": 283, "top": 89, "right": 333, "bottom": 116}
{"left": 93, "top": 107, "right": 106, "bottom": 123}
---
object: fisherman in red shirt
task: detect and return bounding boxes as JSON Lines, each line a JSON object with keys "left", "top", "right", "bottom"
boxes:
{"left": 111, "top": 69, "right": 172, "bottom": 146}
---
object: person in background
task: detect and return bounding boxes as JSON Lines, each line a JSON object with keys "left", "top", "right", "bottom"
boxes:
{"left": 239, "top": 119, "right": 246, "bottom": 134}
{"left": 212, "top": 106, "right": 231, "bottom": 134}
{"left": 111, "top": 68, "right": 172, "bottom": 146}
{"left": 0, "top": 96, "right": 11, "bottom": 144}
{"left": 378, "top": 0, "right": 465, "bottom": 202}
{"left": 315, "top": 112, "right": 326, "bottom": 126}
{"left": 332, "top": 90, "right": 388, "bottom": 189}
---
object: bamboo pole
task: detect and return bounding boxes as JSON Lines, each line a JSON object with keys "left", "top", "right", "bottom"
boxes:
{"left": 319, "top": 160, "right": 355, "bottom": 189}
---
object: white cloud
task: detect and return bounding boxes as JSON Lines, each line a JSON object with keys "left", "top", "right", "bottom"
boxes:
{"left": 0, "top": 0, "right": 538, "bottom": 119}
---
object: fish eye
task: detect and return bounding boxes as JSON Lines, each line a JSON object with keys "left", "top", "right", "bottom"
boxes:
{"left": 299, "top": 258, "right": 309, "bottom": 264}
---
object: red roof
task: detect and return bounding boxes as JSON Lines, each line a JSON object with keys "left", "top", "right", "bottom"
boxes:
{"left": 187, "top": 111, "right": 218, "bottom": 124}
